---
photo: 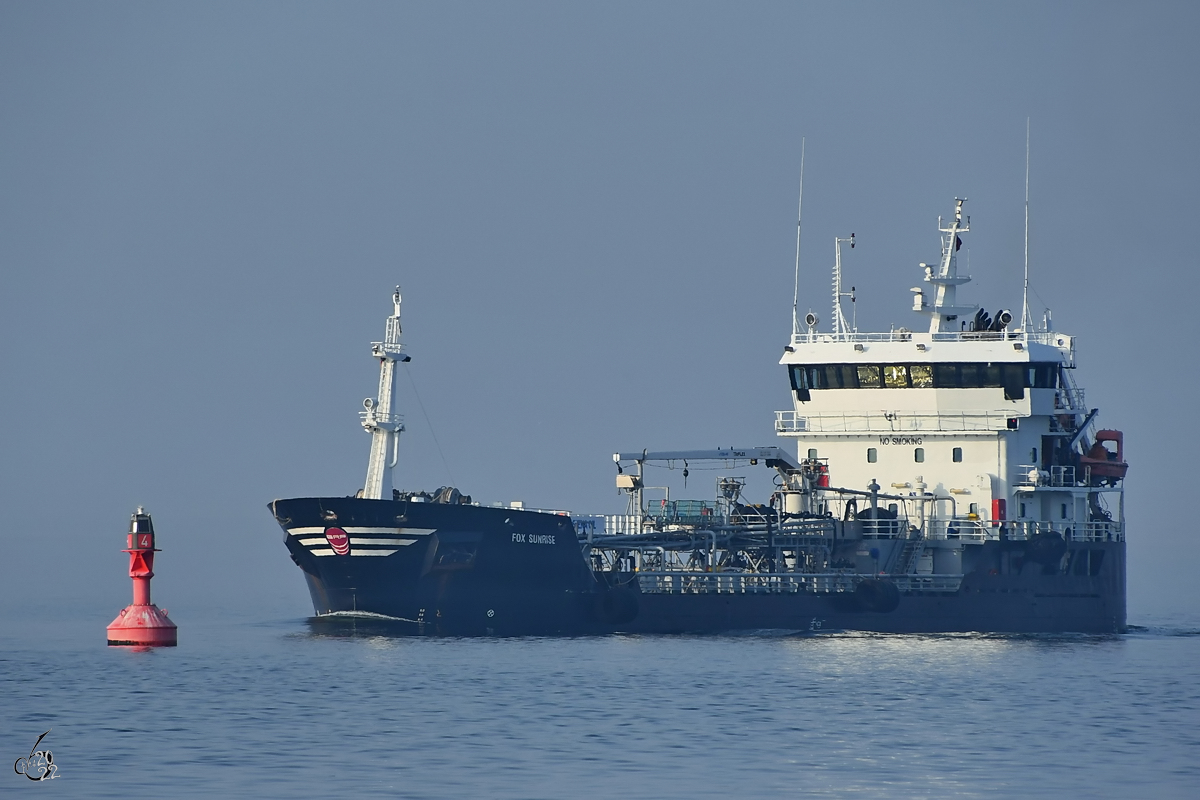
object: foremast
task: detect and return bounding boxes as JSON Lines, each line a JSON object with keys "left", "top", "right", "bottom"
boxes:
{"left": 361, "top": 287, "right": 410, "bottom": 500}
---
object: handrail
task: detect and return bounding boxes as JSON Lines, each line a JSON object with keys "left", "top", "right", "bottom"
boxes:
{"left": 597, "top": 514, "right": 1122, "bottom": 543}
{"left": 636, "top": 571, "right": 964, "bottom": 595}
{"left": 776, "top": 410, "right": 1017, "bottom": 433}
{"left": 788, "top": 330, "right": 1066, "bottom": 346}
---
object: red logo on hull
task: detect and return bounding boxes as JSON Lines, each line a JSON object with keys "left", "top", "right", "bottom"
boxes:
{"left": 325, "top": 527, "right": 350, "bottom": 555}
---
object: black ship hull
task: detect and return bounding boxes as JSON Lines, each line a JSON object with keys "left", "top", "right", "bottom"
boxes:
{"left": 270, "top": 497, "right": 1126, "bottom": 636}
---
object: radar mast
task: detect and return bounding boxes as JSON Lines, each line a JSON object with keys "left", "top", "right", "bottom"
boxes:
{"left": 916, "top": 198, "right": 978, "bottom": 332}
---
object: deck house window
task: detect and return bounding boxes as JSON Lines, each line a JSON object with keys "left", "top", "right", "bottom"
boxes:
{"left": 883, "top": 365, "right": 909, "bottom": 388}
{"left": 867, "top": 448, "right": 878, "bottom": 463}
{"left": 958, "top": 363, "right": 980, "bottom": 387}
{"left": 790, "top": 362, "right": 1060, "bottom": 393}
{"left": 857, "top": 365, "right": 882, "bottom": 388}
{"left": 914, "top": 447, "right": 925, "bottom": 463}
{"left": 952, "top": 447, "right": 963, "bottom": 462}
{"left": 789, "top": 365, "right": 811, "bottom": 402}
{"left": 1002, "top": 364, "right": 1025, "bottom": 400}
{"left": 1032, "top": 364, "right": 1060, "bottom": 389}
{"left": 934, "top": 364, "right": 959, "bottom": 387}
{"left": 910, "top": 364, "right": 933, "bottom": 387}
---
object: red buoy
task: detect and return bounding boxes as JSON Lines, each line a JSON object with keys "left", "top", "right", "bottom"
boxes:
{"left": 106, "top": 507, "right": 178, "bottom": 647}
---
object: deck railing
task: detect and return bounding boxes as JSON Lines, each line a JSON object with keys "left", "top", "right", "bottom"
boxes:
{"left": 1001, "top": 520, "right": 1123, "bottom": 542}
{"left": 788, "top": 330, "right": 1067, "bottom": 346}
{"left": 594, "top": 513, "right": 1121, "bottom": 543}
{"left": 775, "top": 410, "right": 1017, "bottom": 433}
{"left": 636, "top": 571, "right": 963, "bottom": 595}
{"left": 1013, "top": 464, "right": 1080, "bottom": 488}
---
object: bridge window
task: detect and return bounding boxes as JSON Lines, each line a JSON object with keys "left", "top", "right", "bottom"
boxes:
{"left": 883, "top": 365, "right": 909, "bottom": 388}
{"left": 910, "top": 364, "right": 934, "bottom": 387}
{"left": 1032, "top": 364, "right": 1061, "bottom": 389}
{"left": 867, "top": 447, "right": 878, "bottom": 463}
{"left": 857, "top": 365, "right": 882, "bottom": 388}
{"left": 788, "top": 366, "right": 811, "bottom": 402}
{"left": 934, "top": 364, "right": 959, "bottom": 386}
{"left": 787, "top": 362, "right": 1060, "bottom": 392}
{"left": 817, "top": 364, "right": 858, "bottom": 388}
{"left": 1002, "top": 364, "right": 1025, "bottom": 400}
{"left": 790, "top": 365, "right": 810, "bottom": 390}
{"left": 958, "top": 363, "right": 980, "bottom": 386}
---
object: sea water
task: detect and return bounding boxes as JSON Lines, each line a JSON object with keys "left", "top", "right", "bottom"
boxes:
{"left": 3, "top": 609, "right": 1198, "bottom": 799}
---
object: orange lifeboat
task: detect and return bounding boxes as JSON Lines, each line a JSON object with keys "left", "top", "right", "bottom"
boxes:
{"left": 1079, "top": 429, "right": 1129, "bottom": 484}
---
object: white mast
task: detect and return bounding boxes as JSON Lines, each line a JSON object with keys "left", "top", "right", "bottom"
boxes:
{"left": 361, "top": 287, "right": 409, "bottom": 500}
{"left": 832, "top": 233, "right": 855, "bottom": 339}
{"left": 1021, "top": 118, "right": 1031, "bottom": 331}
{"left": 918, "top": 198, "right": 976, "bottom": 333}
{"left": 791, "top": 138, "right": 806, "bottom": 336}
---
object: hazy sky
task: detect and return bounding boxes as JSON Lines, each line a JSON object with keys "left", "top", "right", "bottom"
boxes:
{"left": 2, "top": 2, "right": 1196, "bottom": 622}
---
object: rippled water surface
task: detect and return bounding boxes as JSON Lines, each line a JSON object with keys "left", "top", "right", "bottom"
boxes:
{"left": 3, "top": 612, "right": 1198, "bottom": 798}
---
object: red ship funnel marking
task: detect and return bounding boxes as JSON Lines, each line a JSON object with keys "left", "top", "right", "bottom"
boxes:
{"left": 325, "top": 527, "right": 350, "bottom": 555}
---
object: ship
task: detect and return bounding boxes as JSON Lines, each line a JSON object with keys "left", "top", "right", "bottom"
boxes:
{"left": 269, "top": 198, "right": 1127, "bottom": 635}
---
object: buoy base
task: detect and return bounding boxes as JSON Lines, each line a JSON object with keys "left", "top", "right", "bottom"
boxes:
{"left": 107, "top": 604, "right": 178, "bottom": 646}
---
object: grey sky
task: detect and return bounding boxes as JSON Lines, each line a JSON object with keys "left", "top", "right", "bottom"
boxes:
{"left": 2, "top": 2, "right": 1196, "bottom": 622}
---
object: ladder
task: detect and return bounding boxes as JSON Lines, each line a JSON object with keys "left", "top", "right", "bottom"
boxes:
{"left": 889, "top": 529, "right": 926, "bottom": 575}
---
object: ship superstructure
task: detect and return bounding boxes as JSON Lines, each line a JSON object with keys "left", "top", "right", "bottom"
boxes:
{"left": 774, "top": 199, "right": 1125, "bottom": 580}
{"left": 585, "top": 198, "right": 1126, "bottom": 633}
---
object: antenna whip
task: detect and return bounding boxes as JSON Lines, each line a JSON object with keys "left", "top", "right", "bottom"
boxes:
{"left": 792, "top": 138, "right": 805, "bottom": 336}
{"left": 1022, "top": 118, "right": 1031, "bottom": 331}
